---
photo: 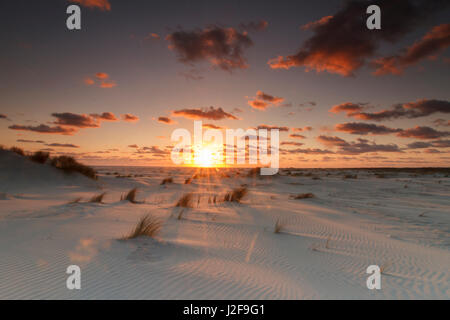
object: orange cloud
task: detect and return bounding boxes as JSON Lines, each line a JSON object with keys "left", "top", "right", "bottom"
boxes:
{"left": 373, "top": 24, "right": 450, "bottom": 75}
{"left": 70, "top": 0, "right": 111, "bottom": 11}
{"left": 95, "top": 72, "right": 109, "bottom": 79}
{"left": 122, "top": 114, "right": 139, "bottom": 122}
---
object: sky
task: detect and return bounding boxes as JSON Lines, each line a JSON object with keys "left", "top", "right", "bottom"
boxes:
{"left": 0, "top": 0, "right": 449, "bottom": 167}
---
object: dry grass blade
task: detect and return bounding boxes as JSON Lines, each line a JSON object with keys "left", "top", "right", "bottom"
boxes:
{"left": 122, "top": 214, "right": 162, "bottom": 240}
{"left": 291, "top": 193, "right": 315, "bottom": 200}
{"left": 29, "top": 151, "right": 50, "bottom": 164}
{"left": 89, "top": 192, "right": 106, "bottom": 203}
{"left": 161, "top": 177, "right": 173, "bottom": 185}
{"left": 68, "top": 197, "right": 82, "bottom": 204}
{"left": 122, "top": 188, "right": 140, "bottom": 203}
{"left": 223, "top": 187, "right": 248, "bottom": 203}
{"left": 176, "top": 193, "right": 194, "bottom": 208}
{"left": 274, "top": 219, "right": 283, "bottom": 233}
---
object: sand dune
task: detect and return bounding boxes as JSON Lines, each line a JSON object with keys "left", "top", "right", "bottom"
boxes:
{"left": 0, "top": 152, "right": 449, "bottom": 299}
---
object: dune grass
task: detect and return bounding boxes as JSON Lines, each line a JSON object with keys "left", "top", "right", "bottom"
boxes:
{"left": 89, "top": 192, "right": 106, "bottom": 203}
{"left": 176, "top": 193, "right": 194, "bottom": 208}
{"left": 29, "top": 151, "right": 50, "bottom": 164}
{"left": 121, "top": 188, "right": 141, "bottom": 204}
{"left": 10, "top": 146, "right": 25, "bottom": 156}
{"left": 291, "top": 193, "right": 315, "bottom": 200}
{"left": 51, "top": 156, "right": 97, "bottom": 180}
{"left": 274, "top": 219, "right": 283, "bottom": 233}
{"left": 184, "top": 177, "right": 193, "bottom": 184}
{"left": 67, "top": 197, "right": 82, "bottom": 205}
{"left": 223, "top": 187, "right": 248, "bottom": 203}
{"left": 177, "top": 209, "right": 185, "bottom": 220}
{"left": 161, "top": 177, "right": 174, "bottom": 185}
{"left": 122, "top": 214, "right": 162, "bottom": 240}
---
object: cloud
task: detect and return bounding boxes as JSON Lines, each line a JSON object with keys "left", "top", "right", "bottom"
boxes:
{"left": 396, "top": 126, "right": 450, "bottom": 139}
{"left": 346, "top": 99, "right": 450, "bottom": 121}
{"left": 293, "top": 126, "right": 312, "bottom": 132}
{"left": 95, "top": 72, "right": 109, "bottom": 79}
{"left": 128, "top": 144, "right": 139, "bottom": 148}
{"left": 248, "top": 100, "right": 269, "bottom": 110}
{"left": 282, "top": 148, "right": 334, "bottom": 155}
{"left": 99, "top": 81, "right": 117, "bottom": 88}
{"left": 433, "top": 118, "right": 450, "bottom": 127}
{"left": 9, "top": 124, "right": 77, "bottom": 135}
{"left": 373, "top": 23, "right": 450, "bottom": 75}
{"left": 70, "top": 0, "right": 111, "bottom": 11}
{"left": 172, "top": 106, "right": 238, "bottom": 120}
{"left": 166, "top": 25, "right": 253, "bottom": 71}
{"left": 268, "top": 0, "right": 446, "bottom": 76}
{"left": 239, "top": 20, "right": 269, "bottom": 32}
{"left": 52, "top": 113, "right": 100, "bottom": 128}
{"left": 317, "top": 135, "right": 402, "bottom": 154}
{"left": 406, "top": 141, "right": 432, "bottom": 149}
{"left": 248, "top": 90, "right": 285, "bottom": 110}
{"left": 289, "top": 133, "right": 306, "bottom": 139}
{"left": 339, "top": 138, "right": 402, "bottom": 155}
{"left": 329, "top": 102, "right": 366, "bottom": 115}
{"left": 431, "top": 140, "right": 450, "bottom": 148}
{"left": 45, "top": 143, "right": 80, "bottom": 148}
{"left": 0, "top": 114, "right": 7, "bottom": 119}
{"left": 257, "top": 124, "right": 289, "bottom": 132}
{"left": 335, "top": 122, "right": 402, "bottom": 135}
{"left": 280, "top": 141, "right": 304, "bottom": 147}
{"left": 300, "top": 16, "right": 333, "bottom": 31}
{"left": 145, "top": 33, "right": 161, "bottom": 40}
{"left": 90, "top": 112, "right": 118, "bottom": 121}
{"left": 84, "top": 78, "right": 95, "bottom": 85}
{"left": 316, "top": 135, "right": 349, "bottom": 147}
{"left": 122, "top": 114, "right": 139, "bottom": 122}
{"left": 17, "top": 139, "right": 45, "bottom": 144}
{"left": 157, "top": 116, "right": 175, "bottom": 125}
{"left": 203, "top": 123, "right": 225, "bottom": 129}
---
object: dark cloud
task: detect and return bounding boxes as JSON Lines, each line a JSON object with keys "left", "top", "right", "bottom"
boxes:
{"left": 280, "top": 141, "right": 304, "bottom": 147}
{"left": 341, "top": 99, "right": 450, "bottom": 121}
{"left": 9, "top": 124, "right": 77, "bottom": 135}
{"left": 239, "top": 20, "right": 269, "bottom": 32}
{"left": 46, "top": 143, "right": 80, "bottom": 148}
{"left": 166, "top": 25, "right": 253, "bottom": 71}
{"left": 0, "top": 114, "right": 8, "bottom": 119}
{"left": 406, "top": 141, "right": 432, "bottom": 149}
{"left": 289, "top": 133, "right": 306, "bottom": 139}
{"left": 128, "top": 144, "right": 139, "bottom": 148}
{"left": 172, "top": 107, "right": 238, "bottom": 120}
{"left": 256, "top": 124, "right": 289, "bottom": 132}
{"left": 373, "top": 23, "right": 450, "bottom": 75}
{"left": 17, "top": 139, "right": 45, "bottom": 144}
{"left": 316, "top": 135, "right": 349, "bottom": 147}
{"left": 293, "top": 126, "right": 313, "bottom": 132}
{"left": 335, "top": 122, "right": 402, "bottom": 135}
{"left": 268, "top": 0, "right": 447, "bottom": 76}
{"left": 397, "top": 126, "right": 450, "bottom": 139}
{"left": 122, "top": 114, "right": 139, "bottom": 122}
{"left": 433, "top": 118, "right": 450, "bottom": 127}
{"left": 203, "top": 123, "right": 225, "bottom": 130}
{"left": 281, "top": 148, "right": 334, "bottom": 155}
{"left": 157, "top": 117, "right": 175, "bottom": 125}
{"left": 338, "top": 138, "right": 402, "bottom": 155}
{"left": 90, "top": 112, "right": 118, "bottom": 121}
{"left": 52, "top": 113, "right": 100, "bottom": 128}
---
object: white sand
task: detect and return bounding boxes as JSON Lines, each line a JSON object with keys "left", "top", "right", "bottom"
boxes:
{"left": 0, "top": 150, "right": 449, "bottom": 299}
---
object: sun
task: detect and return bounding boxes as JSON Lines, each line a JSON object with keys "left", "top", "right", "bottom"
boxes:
{"left": 193, "top": 145, "right": 223, "bottom": 167}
